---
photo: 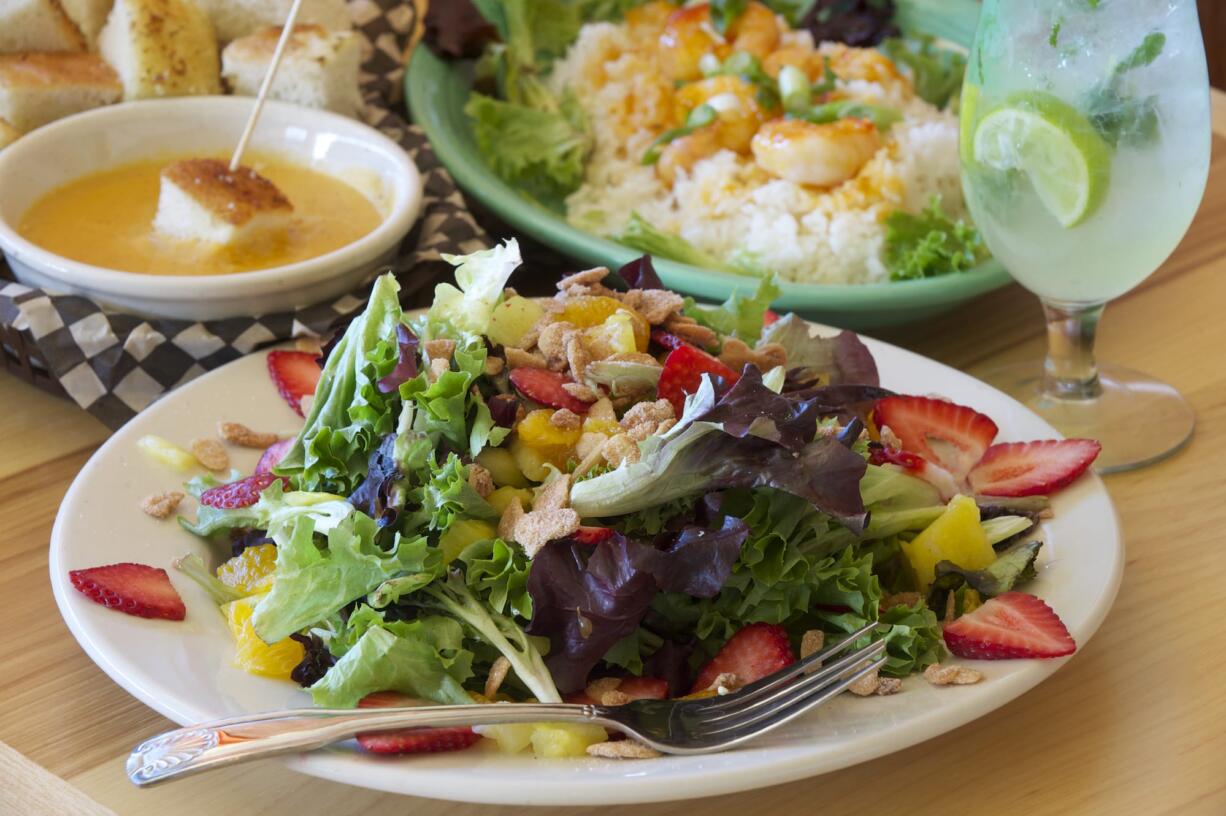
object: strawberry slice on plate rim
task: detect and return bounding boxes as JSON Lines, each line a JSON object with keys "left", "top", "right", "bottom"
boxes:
{"left": 968, "top": 439, "right": 1102, "bottom": 497}
{"left": 943, "top": 591, "right": 1076, "bottom": 660}
{"left": 874, "top": 395, "right": 999, "bottom": 483}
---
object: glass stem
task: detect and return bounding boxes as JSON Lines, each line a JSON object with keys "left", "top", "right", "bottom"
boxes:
{"left": 1041, "top": 300, "right": 1105, "bottom": 401}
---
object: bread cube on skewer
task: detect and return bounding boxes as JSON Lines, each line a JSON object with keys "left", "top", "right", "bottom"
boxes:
{"left": 222, "top": 25, "right": 362, "bottom": 117}
{"left": 98, "top": 0, "right": 221, "bottom": 100}
{"left": 153, "top": 159, "right": 293, "bottom": 247}
{"left": 0, "top": 52, "right": 121, "bottom": 132}
{"left": 0, "top": 117, "right": 20, "bottom": 149}
{"left": 58, "top": 0, "right": 115, "bottom": 47}
{"left": 0, "top": 0, "right": 88, "bottom": 53}
{"left": 194, "top": 0, "right": 351, "bottom": 44}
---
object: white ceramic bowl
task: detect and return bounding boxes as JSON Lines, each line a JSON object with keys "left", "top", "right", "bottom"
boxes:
{"left": 0, "top": 96, "right": 423, "bottom": 320}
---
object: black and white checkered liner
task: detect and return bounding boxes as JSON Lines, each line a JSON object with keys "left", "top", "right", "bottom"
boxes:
{"left": 0, "top": 0, "right": 488, "bottom": 429}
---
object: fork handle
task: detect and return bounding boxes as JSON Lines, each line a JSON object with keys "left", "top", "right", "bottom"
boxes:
{"left": 126, "top": 703, "right": 601, "bottom": 787}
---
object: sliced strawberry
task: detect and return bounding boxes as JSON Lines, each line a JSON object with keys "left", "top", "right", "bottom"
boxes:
{"left": 968, "top": 439, "right": 1101, "bottom": 497}
{"left": 267, "top": 350, "right": 321, "bottom": 417}
{"left": 254, "top": 438, "right": 294, "bottom": 475}
{"left": 616, "top": 676, "right": 668, "bottom": 700}
{"left": 508, "top": 367, "right": 591, "bottom": 414}
{"left": 565, "top": 676, "right": 669, "bottom": 705}
{"left": 69, "top": 563, "right": 186, "bottom": 621}
{"left": 199, "top": 472, "right": 288, "bottom": 509}
{"left": 691, "top": 622, "right": 795, "bottom": 694}
{"left": 943, "top": 591, "right": 1076, "bottom": 659}
{"left": 657, "top": 344, "right": 740, "bottom": 416}
{"left": 762, "top": 309, "right": 780, "bottom": 326}
{"left": 873, "top": 395, "right": 999, "bottom": 482}
{"left": 355, "top": 692, "right": 479, "bottom": 755}
{"left": 571, "top": 526, "right": 616, "bottom": 545}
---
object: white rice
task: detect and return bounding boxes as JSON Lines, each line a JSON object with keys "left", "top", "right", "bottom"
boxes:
{"left": 549, "top": 22, "right": 967, "bottom": 285}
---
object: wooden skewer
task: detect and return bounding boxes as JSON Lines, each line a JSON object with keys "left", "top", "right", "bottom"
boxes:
{"left": 229, "top": 0, "right": 306, "bottom": 171}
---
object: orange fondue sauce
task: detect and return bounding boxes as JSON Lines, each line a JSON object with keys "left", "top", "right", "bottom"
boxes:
{"left": 17, "top": 154, "right": 383, "bottom": 276}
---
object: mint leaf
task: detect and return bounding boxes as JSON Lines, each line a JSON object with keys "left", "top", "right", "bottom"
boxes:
{"left": 1085, "top": 31, "right": 1166, "bottom": 147}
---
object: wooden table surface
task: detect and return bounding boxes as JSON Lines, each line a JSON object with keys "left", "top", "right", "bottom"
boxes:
{"left": 3, "top": 92, "right": 1226, "bottom": 816}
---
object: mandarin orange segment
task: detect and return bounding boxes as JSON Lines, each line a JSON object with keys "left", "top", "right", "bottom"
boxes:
{"left": 517, "top": 409, "right": 583, "bottom": 452}
{"left": 216, "top": 543, "right": 278, "bottom": 595}
{"left": 222, "top": 598, "right": 305, "bottom": 680}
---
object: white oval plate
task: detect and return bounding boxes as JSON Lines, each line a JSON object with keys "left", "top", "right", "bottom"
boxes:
{"left": 48, "top": 335, "right": 1123, "bottom": 806}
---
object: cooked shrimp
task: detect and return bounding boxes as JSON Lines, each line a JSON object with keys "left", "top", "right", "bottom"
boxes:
{"left": 658, "top": 4, "right": 721, "bottom": 82}
{"left": 625, "top": 1, "right": 677, "bottom": 44}
{"left": 674, "top": 75, "right": 766, "bottom": 153}
{"left": 762, "top": 46, "right": 823, "bottom": 80}
{"left": 726, "top": 2, "right": 781, "bottom": 60}
{"left": 656, "top": 127, "right": 722, "bottom": 187}
{"left": 751, "top": 118, "right": 882, "bottom": 187}
{"left": 658, "top": 2, "right": 780, "bottom": 82}
{"left": 821, "top": 43, "right": 911, "bottom": 95}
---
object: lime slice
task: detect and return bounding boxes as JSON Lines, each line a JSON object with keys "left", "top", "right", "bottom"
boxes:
{"left": 972, "top": 91, "right": 1111, "bottom": 227}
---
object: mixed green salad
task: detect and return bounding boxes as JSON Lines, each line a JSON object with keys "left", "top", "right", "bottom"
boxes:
{"left": 106, "top": 240, "right": 1098, "bottom": 760}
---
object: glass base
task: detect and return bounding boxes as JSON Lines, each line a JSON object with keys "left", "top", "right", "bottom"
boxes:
{"left": 977, "top": 362, "right": 1195, "bottom": 474}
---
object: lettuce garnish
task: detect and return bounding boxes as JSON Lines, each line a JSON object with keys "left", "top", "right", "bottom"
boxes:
{"left": 275, "top": 274, "right": 404, "bottom": 494}
{"left": 429, "top": 240, "right": 523, "bottom": 338}
{"left": 683, "top": 276, "right": 781, "bottom": 345}
{"left": 308, "top": 607, "right": 473, "bottom": 708}
{"left": 884, "top": 197, "right": 988, "bottom": 282}
{"left": 466, "top": 1, "right": 592, "bottom": 201}
{"left": 251, "top": 510, "right": 438, "bottom": 643}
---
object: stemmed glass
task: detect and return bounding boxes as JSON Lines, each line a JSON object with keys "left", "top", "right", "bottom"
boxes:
{"left": 960, "top": 0, "right": 1211, "bottom": 472}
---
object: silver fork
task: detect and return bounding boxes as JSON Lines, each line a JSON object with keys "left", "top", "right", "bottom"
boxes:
{"left": 127, "top": 623, "right": 886, "bottom": 787}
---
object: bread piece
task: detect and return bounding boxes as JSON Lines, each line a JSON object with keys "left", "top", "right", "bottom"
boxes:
{"left": 194, "top": 0, "right": 350, "bottom": 44}
{"left": 222, "top": 25, "right": 361, "bottom": 117}
{"left": 0, "top": 117, "right": 20, "bottom": 149}
{"left": 0, "top": 52, "right": 120, "bottom": 131}
{"left": 58, "top": 0, "right": 114, "bottom": 46}
{"left": 0, "top": 0, "right": 87, "bottom": 53}
{"left": 153, "top": 158, "right": 293, "bottom": 246}
{"left": 97, "top": 0, "right": 221, "bottom": 99}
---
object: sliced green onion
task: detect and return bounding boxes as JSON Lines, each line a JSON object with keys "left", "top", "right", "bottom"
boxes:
{"left": 699, "top": 52, "right": 721, "bottom": 76}
{"left": 811, "top": 56, "right": 838, "bottom": 96}
{"left": 641, "top": 103, "right": 718, "bottom": 165}
{"left": 778, "top": 64, "right": 810, "bottom": 114}
{"left": 797, "top": 100, "right": 901, "bottom": 131}
{"left": 704, "top": 92, "right": 742, "bottom": 114}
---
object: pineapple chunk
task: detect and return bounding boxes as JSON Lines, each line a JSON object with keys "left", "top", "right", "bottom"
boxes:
{"left": 487, "top": 296, "right": 546, "bottom": 349}
{"left": 487, "top": 486, "right": 534, "bottom": 516}
{"left": 477, "top": 446, "right": 529, "bottom": 488}
{"left": 481, "top": 722, "right": 538, "bottom": 755}
{"left": 510, "top": 437, "right": 554, "bottom": 483}
{"left": 556, "top": 296, "right": 649, "bottom": 351}
{"left": 439, "top": 519, "right": 498, "bottom": 563}
{"left": 901, "top": 494, "right": 995, "bottom": 591}
{"left": 137, "top": 434, "right": 197, "bottom": 472}
{"left": 511, "top": 410, "right": 581, "bottom": 481}
{"left": 582, "top": 416, "right": 621, "bottom": 437}
{"left": 530, "top": 723, "right": 610, "bottom": 759}
{"left": 584, "top": 311, "right": 641, "bottom": 358}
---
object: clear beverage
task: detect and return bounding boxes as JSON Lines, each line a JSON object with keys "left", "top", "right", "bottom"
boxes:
{"left": 960, "top": 0, "right": 1211, "bottom": 471}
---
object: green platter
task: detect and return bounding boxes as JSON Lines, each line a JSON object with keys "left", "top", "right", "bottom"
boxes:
{"left": 406, "top": 0, "right": 1008, "bottom": 329}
